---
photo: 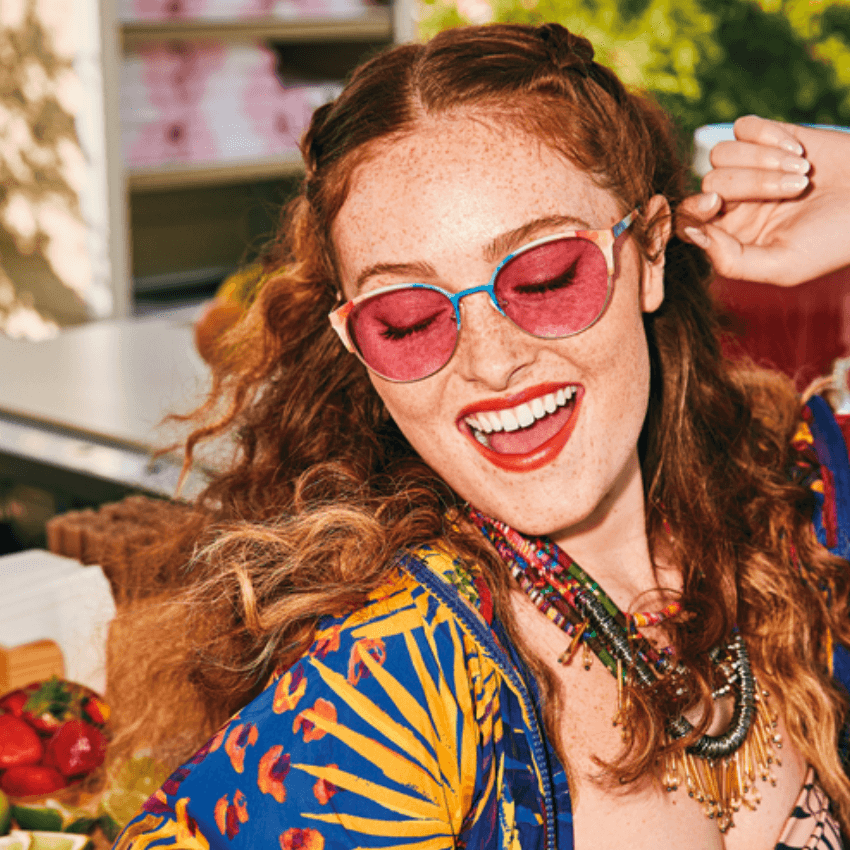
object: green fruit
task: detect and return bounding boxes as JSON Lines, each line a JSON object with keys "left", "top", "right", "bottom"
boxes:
{"left": 98, "top": 755, "right": 168, "bottom": 833}
{"left": 0, "top": 789, "right": 10, "bottom": 834}
{"left": 10, "top": 802, "right": 65, "bottom": 832}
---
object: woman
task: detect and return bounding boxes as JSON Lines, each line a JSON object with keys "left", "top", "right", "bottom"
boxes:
{"left": 110, "top": 23, "right": 850, "bottom": 850}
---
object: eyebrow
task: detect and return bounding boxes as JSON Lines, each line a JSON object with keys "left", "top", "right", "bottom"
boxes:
{"left": 484, "top": 214, "right": 592, "bottom": 263}
{"left": 353, "top": 260, "right": 437, "bottom": 295}
{"left": 352, "top": 214, "right": 594, "bottom": 294}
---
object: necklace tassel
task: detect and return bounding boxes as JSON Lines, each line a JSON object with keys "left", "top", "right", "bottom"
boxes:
{"left": 661, "top": 688, "right": 780, "bottom": 833}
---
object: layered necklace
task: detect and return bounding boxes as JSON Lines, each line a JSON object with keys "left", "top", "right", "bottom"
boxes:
{"left": 468, "top": 508, "right": 782, "bottom": 832}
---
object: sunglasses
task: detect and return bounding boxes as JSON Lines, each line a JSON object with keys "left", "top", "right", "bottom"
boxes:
{"left": 329, "top": 210, "right": 637, "bottom": 383}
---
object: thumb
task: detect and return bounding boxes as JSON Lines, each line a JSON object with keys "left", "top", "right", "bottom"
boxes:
{"left": 682, "top": 223, "right": 799, "bottom": 286}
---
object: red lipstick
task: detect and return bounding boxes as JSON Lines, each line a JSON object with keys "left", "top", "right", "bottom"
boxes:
{"left": 457, "top": 383, "right": 583, "bottom": 473}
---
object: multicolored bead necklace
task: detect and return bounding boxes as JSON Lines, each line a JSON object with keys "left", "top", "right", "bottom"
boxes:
{"left": 468, "top": 507, "right": 782, "bottom": 832}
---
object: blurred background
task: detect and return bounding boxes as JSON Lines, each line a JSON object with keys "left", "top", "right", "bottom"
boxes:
{"left": 420, "top": 0, "right": 850, "bottom": 142}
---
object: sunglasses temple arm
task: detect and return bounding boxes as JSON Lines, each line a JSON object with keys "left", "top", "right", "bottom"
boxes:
{"left": 328, "top": 310, "right": 355, "bottom": 352}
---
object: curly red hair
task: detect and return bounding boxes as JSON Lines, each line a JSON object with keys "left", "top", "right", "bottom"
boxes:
{"left": 105, "top": 22, "right": 850, "bottom": 832}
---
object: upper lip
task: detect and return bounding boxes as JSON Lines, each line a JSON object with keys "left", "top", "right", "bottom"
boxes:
{"left": 456, "top": 381, "right": 577, "bottom": 422}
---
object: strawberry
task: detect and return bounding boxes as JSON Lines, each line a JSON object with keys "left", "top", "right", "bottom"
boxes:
{"left": 0, "top": 715, "right": 43, "bottom": 768}
{"left": 44, "top": 720, "right": 106, "bottom": 779}
{"left": 0, "top": 679, "right": 109, "bottom": 735}
{"left": 19, "top": 678, "right": 72, "bottom": 735}
{"left": 0, "top": 689, "right": 28, "bottom": 719}
{"left": 81, "top": 696, "right": 109, "bottom": 728}
{"left": 0, "top": 764, "right": 66, "bottom": 797}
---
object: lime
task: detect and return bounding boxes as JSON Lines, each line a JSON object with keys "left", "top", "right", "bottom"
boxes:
{"left": 0, "top": 790, "right": 10, "bottom": 835}
{"left": 98, "top": 756, "right": 168, "bottom": 834}
{"left": 10, "top": 802, "right": 65, "bottom": 832}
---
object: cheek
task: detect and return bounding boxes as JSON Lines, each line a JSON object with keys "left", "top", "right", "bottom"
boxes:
{"left": 371, "top": 379, "right": 450, "bottom": 454}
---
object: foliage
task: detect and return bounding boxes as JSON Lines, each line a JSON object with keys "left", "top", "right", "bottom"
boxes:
{"left": 418, "top": 0, "right": 850, "bottom": 143}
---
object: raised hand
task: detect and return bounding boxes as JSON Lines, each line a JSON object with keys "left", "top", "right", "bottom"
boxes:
{"left": 677, "top": 115, "right": 850, "bottom": 286}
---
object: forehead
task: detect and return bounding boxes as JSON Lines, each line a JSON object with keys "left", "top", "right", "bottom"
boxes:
{"left": 331, "top": 114, "right": 621, "bottom": 284}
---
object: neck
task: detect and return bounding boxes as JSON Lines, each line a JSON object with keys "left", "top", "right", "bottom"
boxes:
{"left": 548, "top": 449, "right": 680, "bottom": 613}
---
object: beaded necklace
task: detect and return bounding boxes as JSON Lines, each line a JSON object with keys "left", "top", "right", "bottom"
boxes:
{"left": 468, "top": 507, "right": 782, "bottom": 832}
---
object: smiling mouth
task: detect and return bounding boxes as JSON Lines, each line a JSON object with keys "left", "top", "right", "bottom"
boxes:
{"left": 458, "top": 384, "right": 581, "bottom": 472}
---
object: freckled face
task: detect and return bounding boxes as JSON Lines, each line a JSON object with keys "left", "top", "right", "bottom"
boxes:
{"left": 331, "top": 116, "right": 666, "bottom": 541}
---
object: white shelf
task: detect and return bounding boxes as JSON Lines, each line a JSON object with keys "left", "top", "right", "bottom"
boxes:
{"left": 128, "top": 152, "right": 304, "bottom": 190}
{"left": 104, "top": 0, "right": 413, "bottom": 309}
{"left": 121, "top": 9, "right": 393, "bottom": 49}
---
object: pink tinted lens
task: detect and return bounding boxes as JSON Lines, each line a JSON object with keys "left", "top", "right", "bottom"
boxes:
{"left": 496, "top": 237, "right": 609, "bottom": 337}
{"left": 348, "top": 286, "right": 458, "bottom": 381}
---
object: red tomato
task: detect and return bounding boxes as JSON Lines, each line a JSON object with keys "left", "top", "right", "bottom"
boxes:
{"left": 44, "top": 720, "right": 106, "bottom": 778}
{"left": 0, "top": 714, "right": 43, "bottom": 768}
{"left": 0, "top": 764, "right": 66, "bottom": 796}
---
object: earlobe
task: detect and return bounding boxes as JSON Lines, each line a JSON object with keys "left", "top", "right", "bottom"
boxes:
{"left": 640, "top": 195, "right": 671, "bottom": 314}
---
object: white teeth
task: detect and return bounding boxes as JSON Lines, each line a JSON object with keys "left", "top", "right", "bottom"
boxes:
{"left": 516, "top": 403, "right": 535, "bottom": 428}
{"left": 464, "top": 386, "right": 577, "bottom": 436}
{"left": 486, "top": 411, "right": 503, "bottom": 432}
{"left": 501, "top": 409, "right": 520, "bottom": 431}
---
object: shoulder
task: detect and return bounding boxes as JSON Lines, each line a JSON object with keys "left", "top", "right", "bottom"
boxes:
{"left": 113, "top": 544, "right": 506, "bottom": 849}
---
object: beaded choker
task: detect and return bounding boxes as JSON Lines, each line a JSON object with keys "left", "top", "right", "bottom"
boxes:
{"left": 469, "top": 508, "right": 782, "bottom": 832}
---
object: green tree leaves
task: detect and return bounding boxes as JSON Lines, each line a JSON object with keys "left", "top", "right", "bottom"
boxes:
{"left": 418, "top": 0, "right": 850, "bottom": 140}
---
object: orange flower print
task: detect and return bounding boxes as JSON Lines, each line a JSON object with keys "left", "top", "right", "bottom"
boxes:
{"left": 312, "top": 625, "right": 341, "bottom": 659}
{"left": 258, "top": 745, "right": 291, "bottom": 803}
{"left": 313, "top": 766, "right": 338, "bottom": 805}
{"left": 279, "top": 827, "right": 324, "bottom": 849}
{"left": 347, "top": 638, "right": 387, "bottom": 685}
{"left": 175, "top": 798, "right": 209, "bottom": 849}
{"left": 208, "top": 724, "right": 228, "bottom": 754}
{"left": 273, "top": 666, "right": 307, "bottom": 714}
{"left": 214, "top": 789, "right": 249, "bottom": 840}
{"left": 225, "top": 723, "right": 259, "bottom": 773}
{"left": 293, "top": 698, "right": 336, "bottom": 742}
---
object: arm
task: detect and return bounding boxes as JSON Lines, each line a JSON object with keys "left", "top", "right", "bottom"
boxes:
{"left": 678, "top": 115, "right": 850, "bottom": 286}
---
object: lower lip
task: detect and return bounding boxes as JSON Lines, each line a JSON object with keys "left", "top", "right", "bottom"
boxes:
{"left": 464, "top": 388, "right": 583, "bottom": 473}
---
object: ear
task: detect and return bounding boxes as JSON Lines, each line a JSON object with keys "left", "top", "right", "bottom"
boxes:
{"left": 640, "top": 194, "right": 671, "bottom": 314}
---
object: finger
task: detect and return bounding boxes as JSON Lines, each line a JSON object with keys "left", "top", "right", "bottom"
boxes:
{"left": 732, "top": 115, "right": 804, "bottom": 156}
{"left": 702, "top": 166, "right": 809, "bottom": 201}
{"left": 676, "top": 192, "right": 721, "bottom": 234}
{"left": 683, "top": 222, "right": 806, "bottom": 286}
{"left": 709, "top": 140, "right": 810, "bottom": 176}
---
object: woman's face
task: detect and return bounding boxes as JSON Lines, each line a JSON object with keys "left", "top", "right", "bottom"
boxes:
{"left": 332, "top": 114, "right": 667, "bottom": 542}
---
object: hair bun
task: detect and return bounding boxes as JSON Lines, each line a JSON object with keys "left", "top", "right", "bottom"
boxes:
{"left": 537, "top": 23, "right": 595, "bottom": 76}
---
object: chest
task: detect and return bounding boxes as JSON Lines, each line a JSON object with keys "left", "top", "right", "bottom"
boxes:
{"left": 508, "top": 591, "right": 808, "bottom": 850}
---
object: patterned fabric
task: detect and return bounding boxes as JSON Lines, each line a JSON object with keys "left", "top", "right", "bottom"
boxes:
{"left": 775, "top": 769, "right": 843, "bottom": 850}
{"left": 112, "top": 397, "right": 850, "bottom": 849}
{"left": 113, "top": 545, "right": 570, "bottom": 850}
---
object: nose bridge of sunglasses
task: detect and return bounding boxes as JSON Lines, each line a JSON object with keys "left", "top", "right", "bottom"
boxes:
{"left": 451, "top": 281, "right": 507, "bottom": 321}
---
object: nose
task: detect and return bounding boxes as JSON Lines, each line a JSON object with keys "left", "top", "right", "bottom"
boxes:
{"left": 452, "top": 289, "right": 538, "bottom": 390}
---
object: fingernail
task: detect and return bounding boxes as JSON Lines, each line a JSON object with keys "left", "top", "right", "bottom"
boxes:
{"left": 684, "top": 226, "right": 710, "bottom": 249}
{"left": 780, "top": 156, "right": 810, "bottom": 174}
{"left": 779, "top": 173, "right": 809, "bottom": 192}
{"left": 778, "top": 138, "right": 804, "bottom": 156}
{"left": 697, "top": 192, "right": 720, "bottom": 212}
